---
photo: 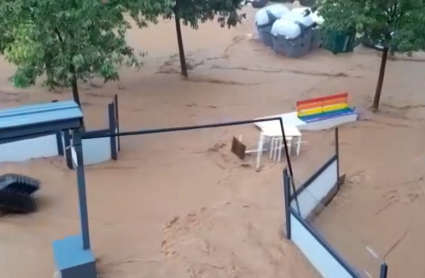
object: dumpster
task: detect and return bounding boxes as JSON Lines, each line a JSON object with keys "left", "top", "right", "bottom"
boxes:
{"left": 255, "top": 4, "right": 290, "bottom": 47}
{"left": 271, "top": 11, "right": 315, "bottom": 58}
{"left": 323, "top": 30, "right": 356, "bottom": 54}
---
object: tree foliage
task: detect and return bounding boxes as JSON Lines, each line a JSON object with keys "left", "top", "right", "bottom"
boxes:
{"left": 127, "top": 0, "right": 244, "bottom": 29}
{"left": 319, "top": 0, "right": 425, "bottom": 51}
{"left": 318, "top": 0, "right": 425, "bottom": 109}
{"left": 0, "top": 0, "right": 143, "bottom": 104}
{"left": 0, "top": 0, "right": 244, "bottom": 103}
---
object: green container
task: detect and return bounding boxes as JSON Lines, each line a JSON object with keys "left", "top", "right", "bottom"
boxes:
{"left": 300, "top": 0, "right": 317, "bottom": 7}
{"left": 323, "top": 30, "right": 356, "bottom": 54}
{"left": 270, "top": 0, "right": 316, "bottom": 5}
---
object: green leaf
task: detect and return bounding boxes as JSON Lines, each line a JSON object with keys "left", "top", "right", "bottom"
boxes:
{"left": 318, "top": 0, "right": 425, "bottom": 52}
{"left": 0, "top": 0, "right": 144, "bottom": 99}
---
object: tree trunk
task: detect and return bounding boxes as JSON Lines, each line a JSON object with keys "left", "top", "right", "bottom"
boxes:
{"left": 69, "top": 63, "right": 81, "bottom": 106}
{"left": 372, "top": 47, "right": 389, "bottom": 111}
{"left": 71, "top": 75, "right": 81, "bottom": 106}
{"left": 71, "top": 73, "right": 86, "bottom": 130}
{"left": 174, "top": 2, "right": 188, "bottom": 77}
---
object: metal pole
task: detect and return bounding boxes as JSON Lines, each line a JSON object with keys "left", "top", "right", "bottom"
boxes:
{"left": 114, "top": 94, "right": 120, "bottom": 151}
{"left": 73, "top": 131, "right": 91, "bottom": 250}
{"left": 335, "top": 127, "right": 340, "bottom": 189}
{"left": 279, "top": 118, "right": 300, "bottom": 213}
{"left": 379, "top": 263, "right": 388, "bottom": 278}
{"left": 283, "top": 168, "right": 291, "bottom": 240}
{"left": 83, "top": 117, "right": 285, "bottom": 139}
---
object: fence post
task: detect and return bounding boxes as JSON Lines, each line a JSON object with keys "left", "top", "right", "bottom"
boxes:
{"left": 108, "top": 103, "right": 118, "bottom": 160}
{"left": 335, "top": 127, "right": 340, "bottom": 189}
{"left": 114, "top": 94, "right": 120, "bottom": 151}
{"left": 379, "top": 263, "right": 388, "bottom": 278}
{"left": 283, "top": 168, "right": 291, "bottom": 240}
{"left": 63, "top": 130, "right": 73, "bottom": 169}
{"left": 56, "top": 131, "right": 64, "bottom": 156}
{"left": 73, "top": 131, "right": 91, "bottom": 250}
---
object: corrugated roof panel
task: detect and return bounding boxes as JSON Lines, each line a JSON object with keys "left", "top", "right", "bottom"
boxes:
{"left": 0, "top": 100, "right": 83, "bottom": 130}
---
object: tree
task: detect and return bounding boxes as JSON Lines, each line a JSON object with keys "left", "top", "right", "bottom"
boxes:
{"left": 319, "top": 0, "right": 425, "bottom": 111}
{"left": 0, "top": 0, "right": 143, "bottom": 106}
{"left": 132, "top": 0, "right": 245, "bottom": 77}
{"left": 175, "top": 0, "right": 245, "bottom": 77}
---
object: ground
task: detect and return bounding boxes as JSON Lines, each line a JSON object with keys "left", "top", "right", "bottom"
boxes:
{"left": 1, "top": 5, "right": 425, "bottom": 278}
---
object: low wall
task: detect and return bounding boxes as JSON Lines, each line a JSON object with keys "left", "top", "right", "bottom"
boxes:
{"left": 0, "top": 95, "right": 120, "bottom": 167}
{"left": 283, "top": 130, "right": 388, "bottom": 278}
{"left": 0, "top": 132, "right": 64, "bottom": 163}
{"left": 65, "top": 96, "right": 119, "bottom": 169}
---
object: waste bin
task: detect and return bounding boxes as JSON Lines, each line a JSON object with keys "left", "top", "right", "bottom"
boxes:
{"left": 323, "top": 30, "right": 356, "bottom": 54}
{"left": 311, "top": 25, "right": 322, "bottom": 49}
{"left": 250, "top": 0, "right": 268, "bottom": 8}
{"left": 255, "top": 4, "right": 290, "bottom": 47}
{"left": 272, "top": 21, "right": 313, "bottom": 58}
{"left": 270, "top": 10, "right": 314, "bottom": 58}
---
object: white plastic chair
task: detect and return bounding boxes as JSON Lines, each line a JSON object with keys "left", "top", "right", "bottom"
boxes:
{"left": 256, "top": 125, "right": 301, "bottom": 170}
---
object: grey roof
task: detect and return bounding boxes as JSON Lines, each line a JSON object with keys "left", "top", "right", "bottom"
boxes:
{"left": 0, "top": 100, "right": 83, "bottom": 142}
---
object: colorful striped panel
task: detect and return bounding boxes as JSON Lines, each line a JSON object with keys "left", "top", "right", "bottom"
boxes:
{"left": 298, "top": 108, "right": 354, "bottom": 122}
{"left": 323, "top": 103, "right": 348, "bottom": 112}
{"left": 296, "top": 93, "right": 348, "bottom": 106}
{"left": 297, "top": 97, "right": 347, "bottom": 111}
{"left": 300, "top": 108, "right": 356, "bottom": 123}
{"left": 321, "top": 97, "right": 348, "bottom": 107}
{"left": 298, "top": 103, "right": 348, "bottom": 117}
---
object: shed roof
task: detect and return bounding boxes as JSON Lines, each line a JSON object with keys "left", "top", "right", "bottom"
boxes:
{"left": 0, "top": 100, "right": 83, "bottom": 142}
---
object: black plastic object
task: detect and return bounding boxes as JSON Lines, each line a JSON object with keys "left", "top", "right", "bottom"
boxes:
{"left": 0, "top": 174, "right": 40, "bottom": 213}
{"left": 249, "top": 0, "right": 268, "bottom": 8}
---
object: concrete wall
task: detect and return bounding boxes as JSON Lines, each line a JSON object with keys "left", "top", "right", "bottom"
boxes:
{"left": 0, "top": 134, "right": 60, "bottom": 163}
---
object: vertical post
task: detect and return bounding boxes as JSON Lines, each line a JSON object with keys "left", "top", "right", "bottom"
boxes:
{"left": 114, "top": 94, "right": 120, "bottom": 151}
{"left": 372, "top": 47, "right": 389, "bottom": 111}
{"left": 56, "top": 131, "right": 64, "bottom": 156}
{"left": 335, "top": 127, "right": 340, "bottom": 189}
{"left": 64, "top": 130, "right": 73, "bottom": 169}
{"left": 379, "top": 263, "right": 388, "bottom": 278}
{"left": 283, "top": 168, "right": 291, "bottom": 240}
{"left": 73, "top": 131, "right": 91, "bottom": 250}
{"left": 108, "top": 103, "right": 118, "bottom": 160}
{"left": 279, "top": 118, "right": 300, "bottom": 213}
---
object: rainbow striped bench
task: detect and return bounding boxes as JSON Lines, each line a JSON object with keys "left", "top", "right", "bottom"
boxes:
{"left": 297, "top": 93, "right": 356, "bottom": 123}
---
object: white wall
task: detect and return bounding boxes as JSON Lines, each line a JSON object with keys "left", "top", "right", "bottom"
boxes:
{"left": 0, "top": 135, "right": 59, "bottom": 163}
{"left": 290, "top": 213, "right": 355, "bottom": 278}
{"left": 70, "top": 138, "right": 111, "bottom": 166}
{"left": 81, "top": 138, "right": 111, "bottom": 166}
{"left": 291, "top": 159, "right": 338, "bottom": 219}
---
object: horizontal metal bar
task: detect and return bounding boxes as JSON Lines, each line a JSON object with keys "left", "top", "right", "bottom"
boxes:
{"left": 81, "top": 117, "right": 284, "bottom": 139}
